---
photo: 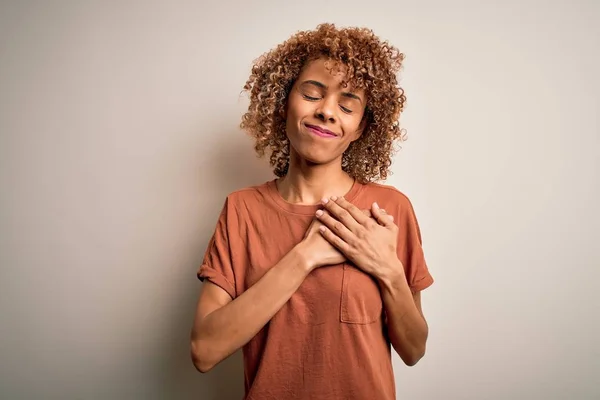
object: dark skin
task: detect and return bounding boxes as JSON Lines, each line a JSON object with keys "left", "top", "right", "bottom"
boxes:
{"left": 316, "top": 196, "right": 428, "bottom": 365}
{"left": 284, "top": 57, "right": 429, "bottom": 364}
{"left": 190, "top": 57, "right": 428, "bottom": 372}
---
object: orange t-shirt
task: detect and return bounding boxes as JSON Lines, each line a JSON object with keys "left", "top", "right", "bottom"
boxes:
{"left": 197, "top": 179, "right": 433, "bottom": 399}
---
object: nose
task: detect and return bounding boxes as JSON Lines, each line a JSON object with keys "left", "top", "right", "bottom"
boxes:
{"left": 315, "top": 97, "right": 336, "bottom": 123}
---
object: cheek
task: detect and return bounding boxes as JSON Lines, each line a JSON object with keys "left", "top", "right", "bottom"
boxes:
{"left": 284, "top": 117, "right": 294, "bottom": 138}
{"left": 286, "top": 100, "right": 311, "bottom": 130}
{"left": 342, "top": 116, "right": 364, "bottom": 137}
{"left": 292, "top": 101, "right": 312, "bottom": 119}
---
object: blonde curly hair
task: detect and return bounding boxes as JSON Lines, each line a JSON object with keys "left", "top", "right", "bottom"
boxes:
{"left": 240, "top": 23, "right": 406, "bottom": 183}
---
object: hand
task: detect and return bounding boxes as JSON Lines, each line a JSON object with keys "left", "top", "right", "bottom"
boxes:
{"left": 315, "top": 196, "right": 403, "bottom": 280}
{"left": 298, "top": 208, "right": 379, "bottom": 271}
{"left": 298, "top": 217, "right": 346, "bottom": 271}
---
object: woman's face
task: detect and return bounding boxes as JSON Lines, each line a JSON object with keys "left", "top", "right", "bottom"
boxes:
{"left": 284, "top": 58, "right": 367, "bottom": 167}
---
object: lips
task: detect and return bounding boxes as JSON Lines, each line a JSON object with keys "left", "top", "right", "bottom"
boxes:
{"left": 305, "top": 124, "right": 338, "bottom": 138}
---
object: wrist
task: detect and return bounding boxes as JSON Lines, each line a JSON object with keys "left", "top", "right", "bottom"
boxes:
{"left": 291, "top": 242, "right": 316, "bottom": 273}
{"left": 377, "top": 259, "right": 409, "bottom": 293}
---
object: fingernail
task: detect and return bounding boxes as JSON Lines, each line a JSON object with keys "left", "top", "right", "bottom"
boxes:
{"left": 322, "top": 197, "right": 329, "bottom": 204}
{"left": 373, "top": 202, "right": 379, "bottom": 209}
{"left": 330, "top": 196, "right": 338, "bottom": 201}
{"left": 316, "top": 210, "right": 323, "bottom": 217}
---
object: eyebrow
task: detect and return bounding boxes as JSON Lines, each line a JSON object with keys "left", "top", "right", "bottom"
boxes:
{"left": 301, "top": 80, "right": 363, "bottom": 104}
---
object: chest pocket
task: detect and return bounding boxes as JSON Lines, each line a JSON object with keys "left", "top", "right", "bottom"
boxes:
{"left": 289, "top": 263, "right": 383, "bottom": 326}
{"left": 340, "top": 263, "right": 383, "bottom": 324}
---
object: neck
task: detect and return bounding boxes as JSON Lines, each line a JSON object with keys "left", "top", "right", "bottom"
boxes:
{"left": 276, "top": 154, "right": 355, "bottom": 205}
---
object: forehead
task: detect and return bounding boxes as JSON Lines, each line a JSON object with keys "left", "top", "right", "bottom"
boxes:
{"left": 297, "top": 58, "right": 363, "bottom": 93}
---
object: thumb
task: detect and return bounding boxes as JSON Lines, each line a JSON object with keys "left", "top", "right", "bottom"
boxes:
{"left": 380, "top": 208, "right": 393, "bottom": 222}
{"left": 371, "top": 202, "right": 394, "bottom": 226}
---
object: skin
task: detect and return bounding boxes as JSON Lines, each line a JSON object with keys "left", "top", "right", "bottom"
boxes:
{"left": 317, "top": 196, "right": 429, "bottom": 365}
{"left": 277, "top": 57, "right": 367, "bottom": 205}
{"left": 190, "top": 57, "right": 428, "bottom": 373}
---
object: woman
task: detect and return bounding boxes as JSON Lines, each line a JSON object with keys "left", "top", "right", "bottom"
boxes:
{"left": 190, "top": 23, "right": 434, "bottom": 400}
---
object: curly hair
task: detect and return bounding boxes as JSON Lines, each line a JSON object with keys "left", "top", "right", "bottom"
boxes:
{"left": 240, "top": 23, "right": 406, "bottom": 183}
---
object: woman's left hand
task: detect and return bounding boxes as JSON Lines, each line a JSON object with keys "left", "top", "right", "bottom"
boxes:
{"left": 316, "top": 196, "right": 404, "bottom": 281}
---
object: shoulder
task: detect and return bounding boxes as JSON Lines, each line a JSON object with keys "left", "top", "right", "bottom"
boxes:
{"left": 363, "top": 182, "right": 425, "bottom": 241}
{"left": 222, "top": 180, "right": 272, "bottom": 211}
{"left": 361, "top": 181, "right": 415, "bottom": 212}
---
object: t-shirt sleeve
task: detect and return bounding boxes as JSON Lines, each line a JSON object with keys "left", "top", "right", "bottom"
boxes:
{"left": 197, "top": 198, "right": 237, "bottom": 299}
{"left": 396, "top": 197, "right": 434, "bottom": 293}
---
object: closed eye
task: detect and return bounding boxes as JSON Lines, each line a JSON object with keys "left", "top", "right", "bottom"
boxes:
{"left": 302, "top": 92, "right": 353, "bottom": 113}
{"left": 302, "top": 94, "right": 320, "bottom": 101}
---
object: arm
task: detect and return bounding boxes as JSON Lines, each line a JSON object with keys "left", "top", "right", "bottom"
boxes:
{"left": 378, "top": 265, "right": 429, "bottom": 366}
{"left": 190, "top": 245, "right": 311, "bottom": 373}
{"left": 316, "top": 196, "right": 431, "bottom": 365}
{"left": 191, "top": 216, "right": 344, "bottom": 373}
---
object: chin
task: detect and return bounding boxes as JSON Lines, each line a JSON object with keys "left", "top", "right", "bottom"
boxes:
{"left": 288, "top": 135, "right": 345, "bottom": 165}
{"left": 291, "top": 147, "right": 338, "bottom": 166}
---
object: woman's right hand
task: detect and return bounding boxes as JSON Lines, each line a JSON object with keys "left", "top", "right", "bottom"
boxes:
{"left": 299, "top": 214, "right": 347, "bottom": 270}
{"left": 298, "top": 208, "right": 383, "bottom": 271}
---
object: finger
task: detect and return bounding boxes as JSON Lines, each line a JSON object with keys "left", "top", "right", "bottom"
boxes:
{"left": 371, "top": 202, "right": 395, "bottom": 227}
{"left": 321, "top": 197, "right": 362, "bottom": 232}
{"left": 318, "top": 225, "right": 351, "bottom": 254}
{"left": 332, "top": 196, "right": 371, "bottom": 226}
{"left": 315, "top": 209, "right": 355, "bottom": 243}
{"left": 362, "top": 208, "right": 392, "bottom": 221}
{"left": 380, "top": 208, "right": 394, "bottom": 222}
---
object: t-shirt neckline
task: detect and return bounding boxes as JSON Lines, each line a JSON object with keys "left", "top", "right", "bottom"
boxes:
{"left": 265, "top": 178, "right": 364, "bottom": 215}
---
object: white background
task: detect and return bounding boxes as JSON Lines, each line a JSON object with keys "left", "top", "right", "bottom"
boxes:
{"left": 1, "top": 0, "right": 599, "bottom": 399}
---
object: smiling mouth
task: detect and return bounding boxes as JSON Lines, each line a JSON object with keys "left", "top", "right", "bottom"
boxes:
{"left": 305, "top": 124, "right": 338, "bottom": 138}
